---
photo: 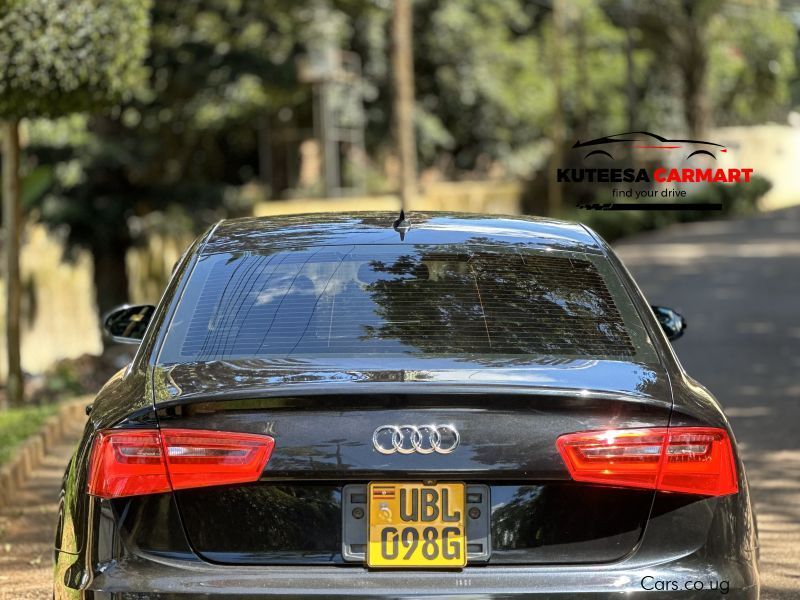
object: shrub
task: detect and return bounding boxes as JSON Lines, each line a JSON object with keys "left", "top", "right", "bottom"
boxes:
{"left": 567, "top": 175, "right": 772, "bottom": 242}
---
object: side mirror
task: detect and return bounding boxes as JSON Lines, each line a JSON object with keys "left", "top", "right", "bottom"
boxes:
{"left": 103, "top": 304, "right": 156, "bottom": 345}
{"left": 651, "top": 305, "right": 687, "bottom": 341}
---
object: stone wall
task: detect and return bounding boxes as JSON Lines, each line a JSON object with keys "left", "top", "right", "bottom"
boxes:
{"left": 0, "top": 224, "right": 102, "bottom": 381}
{"left": 712, "top": 124, "right": 800, "bottom": 211}
{"left": 253, "top": 180, "right": 524, "bottom": 217}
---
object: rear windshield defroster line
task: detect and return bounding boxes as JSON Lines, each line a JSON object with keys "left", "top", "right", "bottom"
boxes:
{"left": 158, "top": 245, "right": 647, "bottom": 363}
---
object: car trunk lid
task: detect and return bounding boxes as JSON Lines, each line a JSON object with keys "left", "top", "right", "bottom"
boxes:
{"left": 151, "top": 358, "right": 670, "bottom": 565}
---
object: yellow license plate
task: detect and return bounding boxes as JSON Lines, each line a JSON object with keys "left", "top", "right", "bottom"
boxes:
{"left": 367, "top": 482, "right": 466, "bottom": 568}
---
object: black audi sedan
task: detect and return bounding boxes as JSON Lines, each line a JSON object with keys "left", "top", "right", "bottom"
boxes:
{"left": 54, "top": 212, "right": 759, "bottom": 599}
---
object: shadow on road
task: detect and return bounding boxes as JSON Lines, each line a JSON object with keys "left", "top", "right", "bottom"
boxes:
{"left": 617, "top": 206, "right": 800, "bottom": 599}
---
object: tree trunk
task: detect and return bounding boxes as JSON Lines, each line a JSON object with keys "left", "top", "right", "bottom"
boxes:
{"left": 547, "top": 0, "right": 565, "bottom": 216}
{"left": 682, "top": 46, "right": 710, "bottom": 139}
{"left": 678, "top": 1, "right": 711, "bottom": 138}
{"left": 624, "top": 0, "right": 637, "bottom": 134}
{"left": 91, "top": 240, "right": 131, "bottom": 321}
{"left": 391, "top": 0, "right": 417, "bottom": 209}
{"left": 2, "top": 120, "right": 23, "bottom": 407}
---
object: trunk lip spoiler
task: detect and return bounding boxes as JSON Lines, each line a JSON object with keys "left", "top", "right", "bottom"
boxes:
{"left": 150, "top": 381, "right": 670, "bottom": 412}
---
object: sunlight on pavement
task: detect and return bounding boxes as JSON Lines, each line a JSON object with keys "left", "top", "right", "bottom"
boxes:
{"left": 0, "top": 424, "right": 83, "bottom": 600}
{"left": 619, "top": 240, "right": 800, "bottom": 266}
{"left": 744, "top": 449, "right": 800, "bottom": 597}
{"left": 617, "top": 207, "right": 800, "bottom": 600}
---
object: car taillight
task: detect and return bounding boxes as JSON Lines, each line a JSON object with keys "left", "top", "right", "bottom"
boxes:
{"left": 88, "top": 428, "right": 274, "bottom": 499}
{"left": 556, "top": 427, "right": 738, "bottom": 497}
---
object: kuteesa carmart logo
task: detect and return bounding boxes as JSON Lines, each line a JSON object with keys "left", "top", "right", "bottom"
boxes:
{"left": 555, "top": 131, "right": 754, "bottom": 211}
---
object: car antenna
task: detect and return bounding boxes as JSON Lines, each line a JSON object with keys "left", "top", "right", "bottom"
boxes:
{"left": 393, "top": 209, "right": 410, "bottom": 241}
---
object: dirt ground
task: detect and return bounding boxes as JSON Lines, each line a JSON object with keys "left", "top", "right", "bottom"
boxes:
{"left": 0, "top": 420, "right": 84, "bottom": 600}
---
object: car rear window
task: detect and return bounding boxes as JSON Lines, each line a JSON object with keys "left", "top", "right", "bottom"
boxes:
{"left": 157, "top": 245, "right": 654, "bottom": 363}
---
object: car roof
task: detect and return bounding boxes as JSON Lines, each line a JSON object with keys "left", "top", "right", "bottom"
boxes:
{"left": 201, "top": 212, "right": 604, "bottom": 255}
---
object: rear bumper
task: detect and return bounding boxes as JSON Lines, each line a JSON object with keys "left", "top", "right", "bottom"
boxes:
{"left": 68, "top": 551, "right": 759, "bottom": 599}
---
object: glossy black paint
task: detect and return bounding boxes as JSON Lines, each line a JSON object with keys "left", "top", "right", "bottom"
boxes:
{"left": 652, "top": 305, "right": 688, "bottom": 341}
{"left": 157, "top": 390, "right": 670, "bottom": 480}
{"left": 102, "top": 304, "right": 156, "bottom": 343}
{"left": 201, "top": 213, "right": 605, "bottom": 255}
{"left": 115, "top": 483, "right": 650, "bottom": 566}
{"left": 155, "top": 389, "right": 667, "bottom": 565}
{"left": 54, "top": 213, "right": 759, "bottom": 599}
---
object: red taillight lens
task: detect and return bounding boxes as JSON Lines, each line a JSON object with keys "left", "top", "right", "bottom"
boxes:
{"left": 88, "top": 431, "right": 171, "bottom": 498}
{"left": 556, "top": 427, "right": 738, "bottom": 497}
{"left": 161, "top": 429, "right": 274, "bottom": 491}
{"left": 88, "top": 429, "right": 274, "bottom": 499}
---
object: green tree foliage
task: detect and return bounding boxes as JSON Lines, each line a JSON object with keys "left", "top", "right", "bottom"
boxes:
{"left": 22, "top": 0, "right": 800, "bottom": 316}
{"left": 632, "top": 0, "right": 796, "bottom": 135}
{"left": 0, "top": 0, "right": 150, "bottom": 118}
{"left": 0, "top": 0, "right": 150, "bottom": 405}
{"left": 709, "top": 4, "right": 796, "bottom": 125}
{"left": 30, "top": 0, "right": 320, "bottom": 313}
{"left": 345, "top": 0, "right": 634, "bottom": 176}
{"left": 414, "top": 0, "right": 548, "bottom": 172}
{"left": 536, "top": 0, "right": 661, "bottom": 147}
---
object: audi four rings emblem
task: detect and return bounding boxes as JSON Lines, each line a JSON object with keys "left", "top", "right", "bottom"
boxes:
{"left": 372, "top": 424, "right": 460, "bottom": 455}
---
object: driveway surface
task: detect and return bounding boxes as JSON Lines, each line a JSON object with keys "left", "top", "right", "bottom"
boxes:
{"left": 0, "top": 207, "right": 798, "bottom": 598}
{"left": 617, "top": 206, "right": 800, "bottom": 599}
{"left": 0, "top": 421, "right": 85, "bottom": 600}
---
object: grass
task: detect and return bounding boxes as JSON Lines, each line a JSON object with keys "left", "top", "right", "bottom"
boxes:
{"left": 0, "top": 404, "right": 59, "bottom": 466}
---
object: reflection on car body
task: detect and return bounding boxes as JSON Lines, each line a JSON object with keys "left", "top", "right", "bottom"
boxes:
{"left": 55, "top": 212, "right": 758, "bottom": 599}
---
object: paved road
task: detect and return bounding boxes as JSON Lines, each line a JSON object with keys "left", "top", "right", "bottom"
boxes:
{"left": 1, "top": 208, "right": 797, "bottom": 598}
{"left": 617, "top": 206, "right": 800, "bottom": 599}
